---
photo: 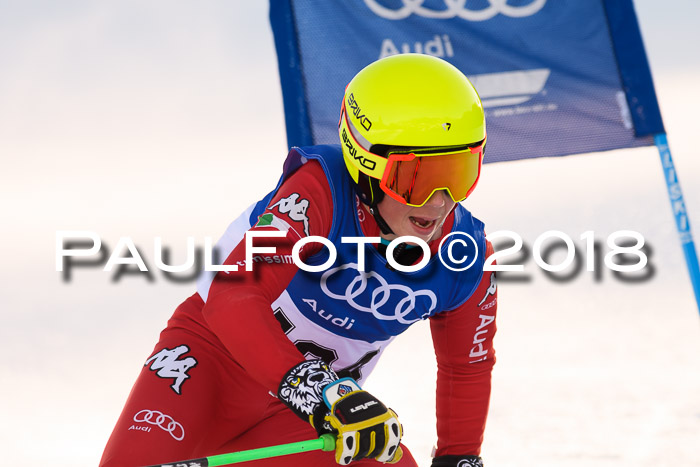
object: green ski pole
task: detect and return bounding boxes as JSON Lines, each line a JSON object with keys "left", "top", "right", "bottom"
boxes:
{"left": 145, "top": 433, "right": 336, "bottom": 466}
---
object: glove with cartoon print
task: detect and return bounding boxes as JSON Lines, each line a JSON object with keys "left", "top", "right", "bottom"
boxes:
{"left": 278, "top": 359, "right": 403, "bottom": 465}
{"left": 431, "top": 454, "right": 484, "bottom": 466}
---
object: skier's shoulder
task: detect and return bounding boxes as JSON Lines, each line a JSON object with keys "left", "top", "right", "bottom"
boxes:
{"left": 279, "top": 144, "right": 343, "bottom": 187}
{"left": 452, "top": 203, "right": 486, "bottom": 235}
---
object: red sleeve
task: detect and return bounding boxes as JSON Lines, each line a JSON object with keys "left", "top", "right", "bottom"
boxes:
{"left": 430, "top": 240, "right": 497, "bottom": 457}
{"left": 201, "top": 160, "right": 332, "bottom": 393}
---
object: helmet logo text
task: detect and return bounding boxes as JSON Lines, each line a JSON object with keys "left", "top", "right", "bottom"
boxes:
{"left": 342, "top": 127, "right": 376, "bottom": 171}
{"left": 347, "top": 93, "right": 372, "bottom": 131}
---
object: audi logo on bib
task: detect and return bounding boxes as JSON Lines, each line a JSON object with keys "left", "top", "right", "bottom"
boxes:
{"left": 320, "top": 263, "right": 437, "bottom": 325}
{"left": 363, "top": 0, "right": 547, "bottom": 21}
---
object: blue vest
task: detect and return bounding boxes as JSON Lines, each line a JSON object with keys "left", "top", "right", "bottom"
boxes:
{"left": 248, "top": 145, "right": 486, "bottom": 343}
{"left": 198, "top": 145, "right": 487, "bottom": 382}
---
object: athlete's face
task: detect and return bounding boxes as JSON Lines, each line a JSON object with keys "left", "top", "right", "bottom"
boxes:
{"left": 377, "top": 189, "right": 456, "bottom": 244}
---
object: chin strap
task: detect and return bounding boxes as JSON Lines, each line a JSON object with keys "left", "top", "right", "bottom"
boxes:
{"left": 367, "top": 204, "right": 394, "bottom": 236}
{"left": 368, "top": 204, "right": 424, "bottom": 272}
{"left": 365, "top": 203, "right": 407, "bottom": 271}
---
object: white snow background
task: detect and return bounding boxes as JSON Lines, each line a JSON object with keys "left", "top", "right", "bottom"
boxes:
{"left": 1, "top": 1, "right": 698, "bottom": 466}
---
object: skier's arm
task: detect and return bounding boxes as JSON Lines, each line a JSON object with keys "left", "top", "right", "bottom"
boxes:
{"left": 203, "top": 159, "right": 404, "bottom": 464}
{"left": 429, "top": 240, "right": 497, "bottom": 465}
{"left": 202, "top": 160, "right": 332, "bottom": 393}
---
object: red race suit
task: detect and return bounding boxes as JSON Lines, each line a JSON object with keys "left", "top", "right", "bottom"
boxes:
{"left": 100, "top": 153, "right": 497, "bottom": 467}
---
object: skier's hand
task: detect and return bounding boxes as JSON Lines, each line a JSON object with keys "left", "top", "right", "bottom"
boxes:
{"left": 277, "top": 360, "right": 402, "bottom": 465}
{"left": 316, "top": 378, "right": 403, "bottom": 465}
{"left": 431, "top": 455, "right": 484, "bottom": 466}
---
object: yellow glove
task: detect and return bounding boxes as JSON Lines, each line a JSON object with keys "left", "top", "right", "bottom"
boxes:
{"left": 277, "top": 361, "right": 403, "bottom": 465}
{"left": 321, "top": 378, "right": 403, "bottom": 465}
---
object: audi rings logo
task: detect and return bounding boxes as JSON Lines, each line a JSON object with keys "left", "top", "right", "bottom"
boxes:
{"left": 133, "top": 409, "right": 185, "bottom": 441}
{"left": 363, "top": 0, "right": 547, "bottom": 21}
{"left": 320, "top": 263, "right": 437, "bottom": 324}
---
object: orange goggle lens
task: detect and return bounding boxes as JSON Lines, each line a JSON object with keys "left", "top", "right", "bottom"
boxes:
{"left": 380, "top": 146, "right": 483, "bottom": 207}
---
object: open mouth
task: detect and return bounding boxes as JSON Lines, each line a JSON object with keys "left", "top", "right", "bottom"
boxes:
{"left": 410, "top": 216, "right": 436, "bottom": 229}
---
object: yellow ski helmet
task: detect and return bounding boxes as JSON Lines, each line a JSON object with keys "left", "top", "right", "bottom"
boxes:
{"left": 339, "top": 54, "right": 486, "bottom": 208}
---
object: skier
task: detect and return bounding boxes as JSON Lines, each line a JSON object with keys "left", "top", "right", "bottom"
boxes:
{"left": 100, "top": 53, "right": 497, "bottom": 467}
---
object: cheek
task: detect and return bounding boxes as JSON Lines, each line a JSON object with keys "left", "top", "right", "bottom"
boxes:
{"left": 377, "top": 198, "right": 412, "bottom": 223}
{"left": 394, "top": 207, "right": 414, "bottom": 223}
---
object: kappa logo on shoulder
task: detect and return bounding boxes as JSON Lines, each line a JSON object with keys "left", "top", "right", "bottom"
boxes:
{"left": 144, "top": 345, "right": 198, "bottom": 395}
{"left": 270, "top": 193, "right": 310, "bottom": 236}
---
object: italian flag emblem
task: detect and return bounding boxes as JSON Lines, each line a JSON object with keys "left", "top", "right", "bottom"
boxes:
{"left": 254, "top": 213, "right": 293, "bottom": 233}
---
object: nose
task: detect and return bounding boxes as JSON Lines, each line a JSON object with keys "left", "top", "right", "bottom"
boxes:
{"left": 423, "top": 190, "right": 450, "bottom": 208}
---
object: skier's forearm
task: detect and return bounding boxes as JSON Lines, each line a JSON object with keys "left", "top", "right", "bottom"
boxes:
{"left": 430, "top": 241, "right": 498, "bottom": 456}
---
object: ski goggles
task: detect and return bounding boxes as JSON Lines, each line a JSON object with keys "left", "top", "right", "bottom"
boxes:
{"left": 381, "top": 145, "right": 484, "bottom": 206}
{"left": 340, "top": 102, "right": 485, "bottom": 207}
